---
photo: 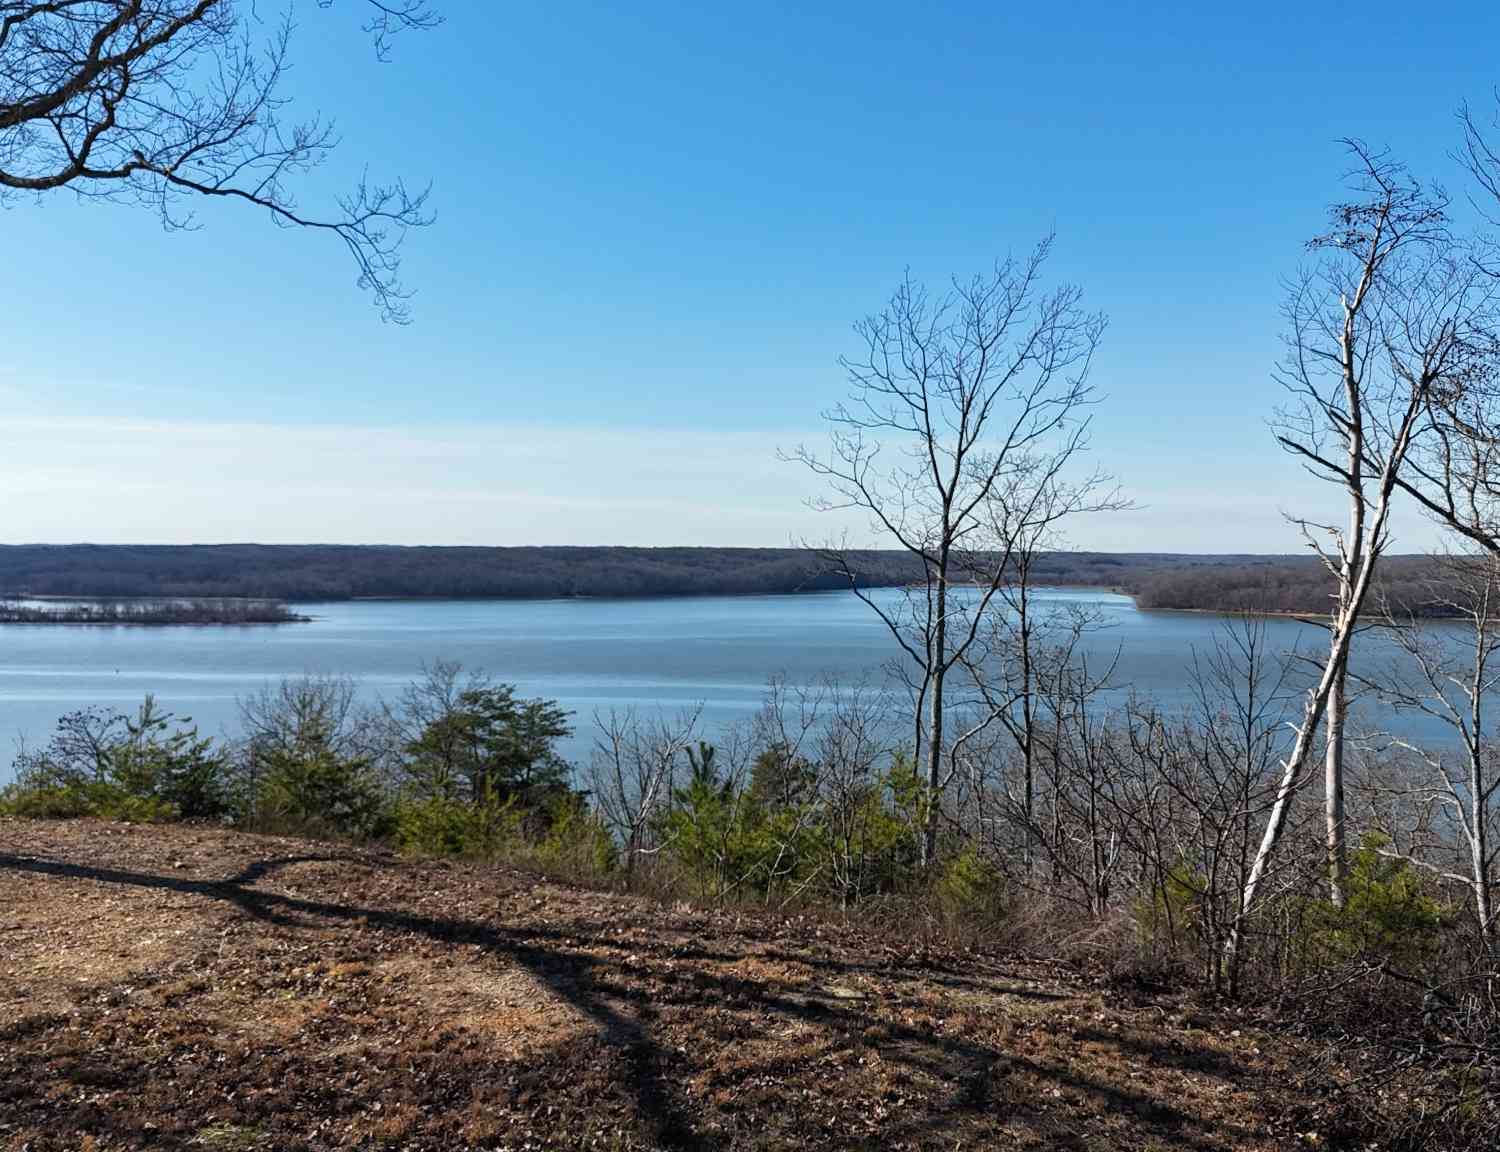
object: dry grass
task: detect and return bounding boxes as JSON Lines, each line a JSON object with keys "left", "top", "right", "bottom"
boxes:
{"left": 1, "top": 818, "right": 1373, "bottom": 1150}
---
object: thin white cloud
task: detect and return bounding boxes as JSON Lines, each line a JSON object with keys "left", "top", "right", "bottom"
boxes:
{"left": 0, "top": 416, "right": 846, "bottom": 546}
{"left": 0, "top": 415, "right": 1451, "bottom": 552}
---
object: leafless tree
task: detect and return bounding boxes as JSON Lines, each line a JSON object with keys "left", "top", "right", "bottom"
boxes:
{"left": 237, "top": 672, "right": 374, "bottom": 759}
{"left": 789, "top": 241, "right": 1105, "bottom": 868}
{"left": 1234, "top": 142, "right": 1476, "bottom": 963}
{"left": 14, "top": 704, "right": 123, "bottom": 781}
{"left": 968, "top": 458, "right": 1124, "bottom": 876}
{"left": 1035, "top": 640, "right": 1125, "bottom": 917}
{"left": 1391, "top": 102, "right": 1500, "bottom": 553}
{"left": 0, "top": 1, "right": 437, "bottom": 320}
{"left": 1135, "top": 617, "right": 1298, "bottom": 993}
{"left": 378, "top": 659, "right": 485, "bottom": 799}
{"left": 962, "top": 602, "right": 1120, "bottom": 912}
{"left": 233, "top": 672, "right": 383, "bottom": 815}
{"left": 746, "top": 675, "right": 829, "bottom": 898}
{"left": 589, "top": 705, "right": 702, "bottom": 888}
{"left": 1370, "top": 552, "right": 1500, "bottom": 956}
{"left": 807, "top": 677, "right": 894, "bottom": 908}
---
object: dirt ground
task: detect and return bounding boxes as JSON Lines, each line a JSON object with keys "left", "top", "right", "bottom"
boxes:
{"left": 1, "top": 818, "right": 1359, "bottom": 1150}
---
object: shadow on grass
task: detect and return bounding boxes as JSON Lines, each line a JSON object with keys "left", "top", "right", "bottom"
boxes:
{"left": 1, "top": 849, "right": 1274, "bottom": 1151}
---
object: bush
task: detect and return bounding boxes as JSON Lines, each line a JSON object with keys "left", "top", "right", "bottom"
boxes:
{"left": 1134, "top": 856, "right": 1202, "bottom": 959}
{"left": 252, "top": 746, "right": 391, "bottom": 841}
{"left": 0, "top": 774, "right": 179, "bottom": 823}
{"left": 0, "top": 769, "right": 178, "bottom": 823}
{"left": 393, "top": 790, "right": 521, "bottom": 858}
{"left": 533, "top": 793, "right": 618, "bottom": 878}
{"left": 395, "top": 794, "right": 481, "bottom": 856}
{"left": 1, "top": 698, "right": 226, "bottom": 824}
{"left": 1305, "top": 837, "right": 1446, "bottom": 972}
{"left": 111, "top": 702, "right": 230, "bottom": 820}
{"left": 0, "top": 777, "right": 90, "bottom": 820}
{"left": 931, "top": 846, "right": 1007, "bottom": 939}
{"left": 660, "top": 745, "right": 751, "bottom": 899}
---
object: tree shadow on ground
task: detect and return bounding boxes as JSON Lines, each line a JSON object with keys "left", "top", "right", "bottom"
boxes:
{"left": 1, "top": 850, "right": 1284, "bottom": 1151}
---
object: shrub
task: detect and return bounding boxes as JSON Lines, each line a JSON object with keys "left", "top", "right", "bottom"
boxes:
{"left": 1, "top": 697, "right": 226, "bottom": 824}
{"left": 395, "top": 794, "right": 480, "bottom": 856}
{"left": 660, "top": 744, "right": 748, "bottom": 899}
{"left": 393, "top": 789, "right": 521, "bottom": 858}
{"left": 1134, "top": 856, "right": 1202, "bottom": 959}
{"left": 533, "top": 793, "right": 618, "bottom": 878}
{"left": 253, "top": 745, "right": 390, "bottom": 841}
{"left": 0, "top": 772, "right": 180, "bottom": 823}
{"left": 110, "top": 700, "right": 230, "bottom": 820}
{"left": 932, "top": 846, "right": 1007, "bottom": 937}
{"left": 1306, "top": 836, "right": 1446, "bottom": 972}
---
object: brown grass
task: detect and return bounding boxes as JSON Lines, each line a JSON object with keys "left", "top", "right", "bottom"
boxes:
{"left": 0, "top": 817, "right": 1376, "bottom": 1150}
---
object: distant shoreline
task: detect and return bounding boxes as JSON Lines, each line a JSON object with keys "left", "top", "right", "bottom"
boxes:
{"left": 0, "top": 586, "right": 1336, "bottom": 628}
{"left": 0, "top": 545, "right": 1470, "bottom": 620}
{"left": 0, "top": 598, "right": 308, "bottom": 626}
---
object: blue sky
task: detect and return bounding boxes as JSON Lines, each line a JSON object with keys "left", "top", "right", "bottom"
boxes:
{"left": 3, "top": 1, "right": 1498, "bottom": 550}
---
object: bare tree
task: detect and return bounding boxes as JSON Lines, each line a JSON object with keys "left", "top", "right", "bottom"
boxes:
{"left": 379, "top": 659, "right": 494, "bottom": 801}
{"left": 233, "top": 672, "right": 386, "bottom": 827}
{"left": 0, "top": 1, "right": 437, "bottom": 320}
{"left": 1140, "top": 617, "right": 1297, "bottom": 994}
{"left": 790, "top": 241, "right": 1105, "bottom": 868}
{"left": 590, "top": 705, "right": 702, "bottom": 888}
{"left": 1029, "top": 631, "right": 1122, "bottom": 916}
{"left": 807, "top": 677, "right": 894, "bottom": 909}
{"left": 1391, "top": 103, "right": 1500, "bottom": 554}
{"left": 1372, "top": 552, "right": 1500, "bottom": 956}
{"left": 970, "top": 455, "right": 1124, "bottom": 876}
{"left": 747, "top": 674, "right": 828, "bottom": 899}
{"left": 1232, "top": 142, "right": 1471, "bottom": 963}
{"left": 238, "top": 672, "right": 376, "bottom": 762}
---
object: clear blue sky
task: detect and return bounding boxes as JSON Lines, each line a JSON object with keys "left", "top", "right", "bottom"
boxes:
{"left": 3, "top": 1, "right": 1498, "bottom": 550}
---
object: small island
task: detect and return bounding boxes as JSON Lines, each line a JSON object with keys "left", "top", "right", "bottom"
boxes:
{"left": 0, "top": 597, "right": 309, "bottom": 625}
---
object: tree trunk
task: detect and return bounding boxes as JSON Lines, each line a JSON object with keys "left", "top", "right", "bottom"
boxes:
{"left": 1471, "top": 753, "right": 1495, "bottom": 956}
{"left": 921, "top": 571, "right": 948, "bottom": 870}
{"left": 1325, "top": 654, "right": 1348, "bottom": 908}
{"left": 1224, "top": 612, "right": 1353, "bottom": 974}
{"left": 1019, "top": 580, "right": 1036, "bottom": 878}
{"left": 1325, "top": 280, "right": 1364, "bottom": 909}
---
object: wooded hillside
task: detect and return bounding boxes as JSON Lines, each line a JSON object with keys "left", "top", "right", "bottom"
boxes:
{"left": 1131, "top": 555, "right": 1461, "bottom": 617}
{"left": 0, "top": 544, "right": 1308, "bottom": 603}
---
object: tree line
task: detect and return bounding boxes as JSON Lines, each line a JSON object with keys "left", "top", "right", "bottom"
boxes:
{"left": 1131, "top": 554, "right": 1474, "bottom": 617}
{"left": 0, "top": 543, "right": 1257, "bottom": 602}
{"left": 0, "top": 598, "right": 305, "bottom": 625}
{"left": 11, "top": 543, "right": 1478, "bottom": 611}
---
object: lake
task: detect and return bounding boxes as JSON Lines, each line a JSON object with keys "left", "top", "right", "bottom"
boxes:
{"left": 0, "top": 587, "right": 1468, "bottom": 779}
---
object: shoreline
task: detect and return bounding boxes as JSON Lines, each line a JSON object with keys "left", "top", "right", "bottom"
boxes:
{"left": 0, "top": 585, "right": 1464, "bottom": 624}
{"left": 0, "top": 597, "right": 309, "bottom": 627}
{"left": 0, "top": 618, "right": 310, "bottom": 627}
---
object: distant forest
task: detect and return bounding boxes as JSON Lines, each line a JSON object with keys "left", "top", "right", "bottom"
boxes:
{"left": 1129, "top": 555, "right": 1473, "bottom": 617}
{"left": 0, "top": 544, "right": 1389, "bottom": 607}
{"left": 0, "top": 544, "right": 1159, "bottom": 600}
{"left": 0, "top": 545, "right": 1473, "bottom": 616}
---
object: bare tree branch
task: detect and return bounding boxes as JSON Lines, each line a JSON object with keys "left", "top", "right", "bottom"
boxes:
{"left": 0, "top": 1, "right": 437, "bottom": 320}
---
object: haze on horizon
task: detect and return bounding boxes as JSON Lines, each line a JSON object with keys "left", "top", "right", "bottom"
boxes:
{"left": 3, "top": 2, "right": 1495, "bottom": 554}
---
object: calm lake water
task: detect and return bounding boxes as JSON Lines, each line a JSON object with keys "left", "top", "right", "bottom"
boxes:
{"left": 0, "top": 587, "right": 1465, "bottom": 780}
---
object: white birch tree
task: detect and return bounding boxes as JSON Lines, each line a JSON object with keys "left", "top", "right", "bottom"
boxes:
{"left": 1229, "top": 142, "right": 1481, "bottom": 964}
